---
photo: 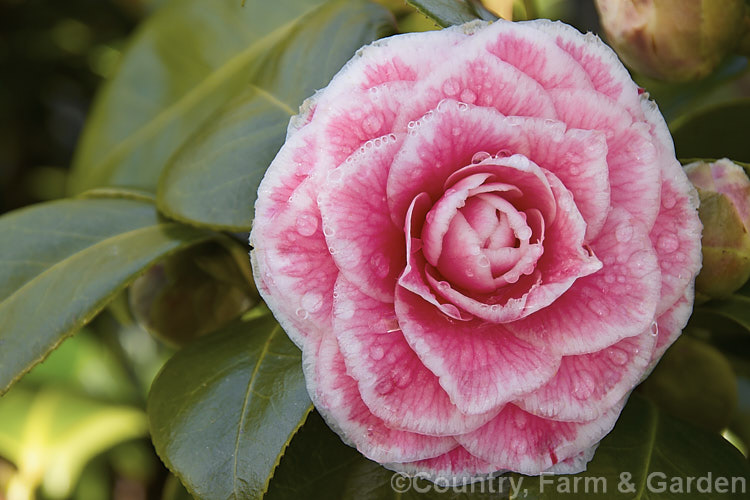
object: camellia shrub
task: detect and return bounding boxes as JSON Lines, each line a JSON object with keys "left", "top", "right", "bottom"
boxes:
{"left": 0, "top": 0, "right": 749, "bottom": 498}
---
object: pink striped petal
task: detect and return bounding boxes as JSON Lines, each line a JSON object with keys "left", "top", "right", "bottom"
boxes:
{"left": 651, "top": 285, "right": 695, "bottom": 366}
{"left": 309, "top": 329, "right": 455, "bottom": 463}
{"left": 470, "top": 19, "right": 594, "bottom": 91}
{"left": 387, "top": 446, "right": 500, "bottom": 485}
{"left": 456, "top": 401, "right": 624, "bottom": 474}
{"left": 527, "top": 19, "right": 643, "bottom": 118}
{"left": 508, "top": 208, "right": 660, "bottom": 355}
{"left": 394, "top": 45, "right": 557, "bottom": 131}
{"left": 333, "top": 276, "right": 495, "bottom": 435}
{"left": 317, "top": 134, "right": 405, "bottom": 301}
{"left": 518, "top": 331, "right": 656, "bottom": 421}
{"left": 395, "top": 286, "right": 561, "bottom": 415}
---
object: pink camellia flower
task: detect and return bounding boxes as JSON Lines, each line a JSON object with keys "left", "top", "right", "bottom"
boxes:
{"left": 250, "top": 19, "right": 702, "bottom": 482}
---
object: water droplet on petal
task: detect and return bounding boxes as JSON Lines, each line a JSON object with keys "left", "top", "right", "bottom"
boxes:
{"left": 376, "top": 378, "right": 394, "bottom": 395}
{"left": 370, "top": 252, "right": 390, "bottom": 278}
{"left": 517, "top": 226, "right": 532, "bottom": 240}
{"left": 607, "top": 347, "right": 628, "bottom": 366}
{"left": 573, "top": 371, "right": 595, "bottom": 400}
{"left": 295, "top": 307, "right": 309, "bottom": 320}
{"left": 323, "top": 224, "right": 335, "bottom": 237}
{"left": 442, "top": 79, "right": 460, "bottom": 96}
{"left": 394, "top": 370, "right": 413, "bottom": 388}
{"left": 657, "top": 233, "right": 679, "bottom": 253}
{"left": 661, "top": 191, "right": 677, "bottom": 209}
{"left": 295, "top": 214, "right": 318, "bottom": 236}
{"left": 478, "top": 255, "right": 490, "bottom": 267}
{"left": 362, "top": 113, "right": 383, "bottom": 135}
{"left": 495, "top": 149, "right": 511, "bottom": 158}
{"left": 650, "top": 321, "right": 659, "bottom": 336}
{"left": 472, "top": 151, "right": 491, "bottom": 164}
{"left": 452, "top": 127, "right": 462, "bottom": 137}
{"left": 460, "top": 88, "right": 477, "bottom": 104}
{"left": 370, "top": 346, "right": 385, "bottom": 360}
{"left": 588, "top": 299, "right": 607, "bottom": 316}
{"left": 615, "top": 222, "right": 633, "bottom": 243}
{"left": 301, "top": 292, "right": 323, "bottom": 313}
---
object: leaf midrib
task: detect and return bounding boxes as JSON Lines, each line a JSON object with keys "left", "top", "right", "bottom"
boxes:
{"left": 232, "top": 323, "right": 281, "bottom": 499}
{"left": 80, "top": 0, "right": 327, "bottom": 189}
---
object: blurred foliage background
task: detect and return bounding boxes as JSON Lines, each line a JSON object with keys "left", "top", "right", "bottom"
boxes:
{"left": 1, "top": 0, "right": 749, "bottom": 499}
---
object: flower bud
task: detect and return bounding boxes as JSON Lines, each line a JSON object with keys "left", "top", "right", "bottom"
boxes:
{"left": 686, "top": 158, "right": 750, "bottom": 299}
{"left": 595, "top": 0, "right": 747, "bottom": 82}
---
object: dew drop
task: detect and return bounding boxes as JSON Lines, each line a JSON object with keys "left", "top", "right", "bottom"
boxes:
{"left": 301, "top": 291, "right": 323, "bottom": 313}
{"left": 442, "top": 78, "right": 460, "bottom": 96}
{"left": 478, "top": 255, "right": 490, "bottom": 267}
{"left": 661, "top": 191, "right": 677, "bottom": 209}
{"left": 465, "top": 268, "right": 475, "bottom": 278}
{"left": 295, "top": 307, "right": 309, "bottom": 320}
{"left": 394, "top": 370, "right": 413, "bottom": 388}
{"left": 588, "top": 299, "right": 607, "bottom": 316}
{"left": 370, "top": 252, "right": 390, "bottom": 278}
{"left": 295, "top": 213, "right": 319, "bottom": 236}
{"left": 362, "top": 113, "right": 383, "bottom": 135}
{"left": 370, "top": 345, "right": 385, "bottom": 360}
{"left": 656, "top": 233, "right": 679, "bottom": 254}
{"left": 495, "top": 149, "right": 511, "bottom": 158}
{"left": 457, "top": 102, "right": 469, "bottom": 111}
{"left": 376, "top": 378, "right": 394, "bottom": 395}
{"left": 472, "top": 151, "right": 491, "bottom": 164}
{"left": 407, "top": 121, "right": 417, "bottom": 129}
{"left": 614, "top": 222, "right": 633, "bottom": 243}
{"left": 452, "top": 127, "right": 462, "bottom": 137}
{"left": 460, "top": 88, "right": 477, "bottom": 104}
{"left": 336, "top": 299, "right": 356, "bottom": 320}
{"left": 573, "top": 371, "right": 595, "bottom": 400}
{"left": 322, "top": 224, "right": 335, "bottom": 237}
{"left": 604, "top": 273, "right": 615, "bottom": 284}
{"left": 650, "top": 321, "right": 659, "bottom": 337}
{"left": 607, "top": 347, "right": 628, "bottom": 366}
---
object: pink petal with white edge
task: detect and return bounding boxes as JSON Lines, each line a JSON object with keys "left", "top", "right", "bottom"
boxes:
{"left": 508, "top": 208, "right": 660, "bottom": 356}
{"left": 470, "top": 19, "right": 594, "bottom": 91}
{"left": 502, "top": 117, "right": 611, "bottom": 240}
{"left": 518, "top": 330, "right": 656, "bottom": 421}
{"left": 314, "top": 81, "right": 411, "bottom": 166}
{"left": 318, "top": 25, "right": 473, "bottom": 102}
{"left": 333, "top": 277, "right": 495, "bottom": 435}
{"left": 456, "top": 400, "right": 625, "bottom": 474}
{"left": 317, "top": 134, "right": 405, "bottom": 301}
{"left": 640, "top": 97, "right": 702, "bottom": 314}
{"left": 386, "top": 446, "right": 500, "bottom": 485}
{"left": 394, "top": 286, "right": 561, "bottom": 416}
{"left": 551, "top": 88, "right": 660, "bottom": 230}
{"left": 527, "top": 19, "right": 643, "bottom": 119}
{"left": 387, "top": 101, "right": 545, "bottom": 229}
{"left": 543, "top": 445, "right": 598, "bottom": 474}
{"left": 394, "top": 46, "right": 557, "bottom": 131}
{"left": 650, "top": 284, "right": 695, "bottom": 368}
{"left": 250, "top": 174, "right": 338, "bottom": 349}
{"left": 308, "top": 329, "right": 455, "bottom": 463}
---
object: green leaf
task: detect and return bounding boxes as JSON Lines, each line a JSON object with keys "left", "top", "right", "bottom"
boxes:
{"left": 696, "top": 295, "right": 750, "bottom": 333}
{"left": 148, "top": 314, "right": 312, "bottom": 500}
{"left": 156, "top": 0, "right": 395, "bottom": 231}
{"left": 68, "top": 0, "right": 394, "bottom": 195}
{"left": 405, "top": 0, "right": 497, "bottom": 28}
{"left": 671, "top": 98, "right": 750, "bottom": 163}
{"left": 0, "top": 196, "right": 215, "bottom": 395}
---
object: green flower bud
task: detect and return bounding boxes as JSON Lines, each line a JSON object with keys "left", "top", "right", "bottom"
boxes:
{"left": 595, "top": 0, "right": 747, "bottom": 82}
{"left": 686, "top": 158, "right": 750, "bottom": 299}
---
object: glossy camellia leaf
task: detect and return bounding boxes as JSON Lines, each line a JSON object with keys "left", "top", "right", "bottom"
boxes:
{"left": 68, "top": 0, "right": 392, "bottom": 195}
{"left": 0, "top": 193, "right": 214, "bottom": 396}
{"left": 405, "top": 0, "right": 497, "bottom": 28}
{"left": 157, "top": 0, "right": 396, "bottom": 231}
{"left": 671, "top": 99, "right": 750, "bottom": 163}
{"left": 148, "top": 313, "right": 312, "bottom": 500}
